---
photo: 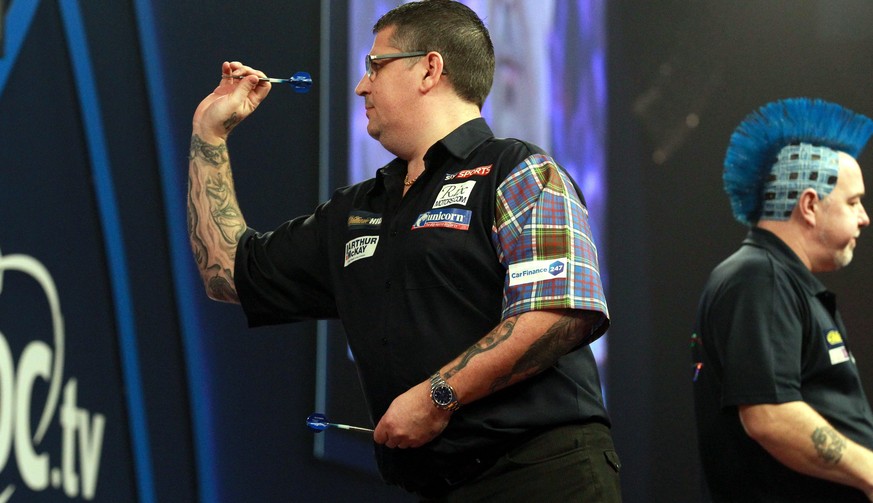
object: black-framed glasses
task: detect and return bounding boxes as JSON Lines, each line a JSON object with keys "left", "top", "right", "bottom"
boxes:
{"left": 364, "top": 51, "right": 427, "bottom": 79}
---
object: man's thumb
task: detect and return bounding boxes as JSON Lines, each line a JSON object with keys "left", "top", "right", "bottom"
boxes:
{"left": 232, "top": 74, "right": 260, "bottom": 99}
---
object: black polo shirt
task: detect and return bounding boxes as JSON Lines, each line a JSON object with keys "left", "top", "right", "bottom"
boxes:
{"left": 234, "top": 118, "right": 610, "bottom": 488}
{"left": 693, "top": 227, "right": 873, "bottom": 502}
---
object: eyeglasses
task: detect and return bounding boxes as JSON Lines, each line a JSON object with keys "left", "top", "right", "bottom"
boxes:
{"left": 364, "top": 51, "right": 427, "bottom": 79}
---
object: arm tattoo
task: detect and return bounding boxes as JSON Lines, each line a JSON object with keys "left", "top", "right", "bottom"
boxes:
{"left": 206, "top": 265, "right": 238, "bottom": 301}
{"left": 444, "top": 312, "right": 594, "bottom": 394}
{"left": 223, "top": 112, "right": 242, "bottom": 132}
{"left": 444, "top": 318, "right": 517, "bottom": 380}
{"left": 205, "top": 172, "right": 246, "bottom": 245}
{"left": 188, "top": 177, "right": 208, "bottom": 267}
{"left": 189, "top": 134, "right": 228, "bottom": 165}
{"left": 188, "top": 134, "right": 243, "bottom": 303}
{"left": 489, "top": 315, "right": 582, "bottom": 393}
{"left": 811, "top": 426, "right": 846, "bottom": 465}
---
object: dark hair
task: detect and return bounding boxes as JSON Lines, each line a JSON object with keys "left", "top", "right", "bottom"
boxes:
{"left": 374, "top": 0, "right": 495, "bottom": 109}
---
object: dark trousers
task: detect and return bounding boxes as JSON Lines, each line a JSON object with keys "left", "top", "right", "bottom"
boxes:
{"left": 422, "top": 423, "right": 622, "bottom": 502}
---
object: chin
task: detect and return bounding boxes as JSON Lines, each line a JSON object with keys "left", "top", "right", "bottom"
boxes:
{"left": 834, "top": 249, "right": 854, "bottom": 269}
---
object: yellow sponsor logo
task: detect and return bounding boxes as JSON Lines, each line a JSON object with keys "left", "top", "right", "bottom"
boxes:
{"left": 348, "top": 215, "right": 382, "bottom": 226}
{"left": 826, "top": 330, "right": 843, "bottom": 345}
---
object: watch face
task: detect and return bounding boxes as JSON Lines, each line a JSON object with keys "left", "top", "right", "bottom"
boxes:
{"left": 432, "top": 386, "right": 454, "bottom": 406}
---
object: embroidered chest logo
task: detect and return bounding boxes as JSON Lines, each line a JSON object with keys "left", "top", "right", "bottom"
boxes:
{"left": 411, "top": 208, "right": 472, "bottom": 231}
{"left": 344, "top": 236, "right": 379, "bottom": 267}
{"left": 347, "top": 211, "right": 383, "bottom": 230}
{"left": 508, "top": 258, "right": 568, "bottom": 286}
{"left": 824, "top": 329, "right": 850, "bottom": 365}
{"left": 444, "top": 164, "right": 492, "bottom": 181}
{"left": 433, "top": 181, "right": 476, "bottom": 209}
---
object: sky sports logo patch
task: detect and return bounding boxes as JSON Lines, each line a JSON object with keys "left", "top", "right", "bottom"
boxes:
{"left": 508, "top": 258, "right": 568, "bottom": 286}
{"left": 445, "top": 165, "right": 492, "bottom": 181}
{"left": 411, "top": 208, "right": 472, "bottom": 231}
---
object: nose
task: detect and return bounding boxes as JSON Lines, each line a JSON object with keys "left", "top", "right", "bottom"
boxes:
{"left": 860, "top": 203, "right": 870, "bottom": 228}
{"left": 354, "top": 74, "right": 369, "bottom": 96}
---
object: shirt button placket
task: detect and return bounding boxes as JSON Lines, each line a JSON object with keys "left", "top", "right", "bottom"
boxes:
{"left": 381, "top": 221, "right": 401, "bottom": 350}
{"left": 382, "top": 279, "right": 392, "bottom": 345}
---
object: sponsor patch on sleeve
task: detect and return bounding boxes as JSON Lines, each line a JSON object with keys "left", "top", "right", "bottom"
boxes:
{"left": 825, "top": 329, "right": 850, "bottom": 365}
{"left": 411, "top": 208, "right": 472, "bottom": 231}
{"left": 433, "top": 181, "right": 476, "bottom": 209}
{"left": 344, "top": 236, "right": 379, "bottom": 267}
{"left": 508, "top": 258, "right": 568, "bottom": 286}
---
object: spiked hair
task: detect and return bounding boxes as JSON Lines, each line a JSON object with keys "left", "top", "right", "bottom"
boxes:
{"left": 723, "top": 98, "right": 873, "bottom": 226}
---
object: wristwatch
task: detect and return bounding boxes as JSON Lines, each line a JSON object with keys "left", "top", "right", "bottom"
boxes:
{"left": 429, "top": 372, "right": 461, "bottom": 412}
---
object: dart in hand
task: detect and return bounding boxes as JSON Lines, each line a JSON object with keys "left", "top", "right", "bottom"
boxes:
{"left": 305, "top": 412, "right": 373, "bottom": 434}
{"left": 223, "top": 71, "right": 313, "bottom": 93}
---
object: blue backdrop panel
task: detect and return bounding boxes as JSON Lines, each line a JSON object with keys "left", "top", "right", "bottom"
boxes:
{"left": 0, "top": 1, "right": 197, "bottom": 501}
{"left": 0, "top": 1, "right": 140, "bottom": 501}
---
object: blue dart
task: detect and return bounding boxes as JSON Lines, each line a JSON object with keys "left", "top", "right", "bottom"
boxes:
{"left": 306, "top": 412, "right": 373, "bottom": 433}
{"left": 223, "top": 71, "right": 313, "bottom": 93}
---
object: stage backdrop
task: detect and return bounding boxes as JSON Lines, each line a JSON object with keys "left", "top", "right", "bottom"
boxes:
{"left": 0, "top": 1, "right": 188, "bottom": 501}
{"left": 8, "top": 1, "right": 872, "bottom": 502}
{"left": 0, "top": 0, "right": 406, "bottom": 501}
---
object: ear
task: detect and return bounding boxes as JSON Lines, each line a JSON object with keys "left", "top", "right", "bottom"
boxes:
{"left": 796, "top": 188, "right": 820, "bottom": 226}
{"left": 419, "top": 51, "right": 446, "bottom": 93}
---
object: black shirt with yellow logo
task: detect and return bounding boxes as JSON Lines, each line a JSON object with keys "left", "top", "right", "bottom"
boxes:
{"left": 693, "top": 227, "right": 873, "bottom": 501}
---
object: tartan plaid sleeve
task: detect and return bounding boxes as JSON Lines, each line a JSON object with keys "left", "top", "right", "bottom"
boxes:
{"left": 493, "top": 154, "right": 609, "bottom": 323}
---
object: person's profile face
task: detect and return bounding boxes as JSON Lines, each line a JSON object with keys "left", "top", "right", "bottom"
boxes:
{"left": 353, "top": 26, "right": 422, "bottom": 146}
{"left": 814, "top": 152, "right": 870, "bottom": 271}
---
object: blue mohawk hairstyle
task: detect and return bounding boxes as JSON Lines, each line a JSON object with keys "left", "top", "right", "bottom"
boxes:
{"left": 723, "top": 97, "right": 873, "bottom": 225}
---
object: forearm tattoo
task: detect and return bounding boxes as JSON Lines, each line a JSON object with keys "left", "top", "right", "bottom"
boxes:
{"left": 445, "top": 313, "right": 591, "bottom": 394}
{"left": 488, "top": 315, "right": 583, "bottom": 392}
{"left": 205, "top": 171, "right": 245, "bottom": 244}
{"left": 189, "top": 134, "right": 229, "bottom": 165}
{"left": 444, "top": 318, "right": 517, "bottom": 381}
{"left": 811, "top": 426, "right": 846, "bottom": 465}
{"left": 188, "top": 134, "right": 243, "bottom": 302}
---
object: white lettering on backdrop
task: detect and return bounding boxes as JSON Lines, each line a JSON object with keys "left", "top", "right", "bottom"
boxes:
{"left": 0, "top": 249, "right": 105, "bottom": 501}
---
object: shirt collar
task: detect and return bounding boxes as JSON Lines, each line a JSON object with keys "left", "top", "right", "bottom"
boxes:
{"left": 744, "top": 227, "right": 828, "bottom": 295}
{"left": 431, "top": 117, "right": 494, "bottom": 160}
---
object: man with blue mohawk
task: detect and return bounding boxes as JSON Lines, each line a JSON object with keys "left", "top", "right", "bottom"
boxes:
{"left": 693, "top": 97, "right": 873, "bottom": 501}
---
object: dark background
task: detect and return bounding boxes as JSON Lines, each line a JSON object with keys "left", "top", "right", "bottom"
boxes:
{"left": 2, "top": 1, "right": 873, "bottom": 501}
